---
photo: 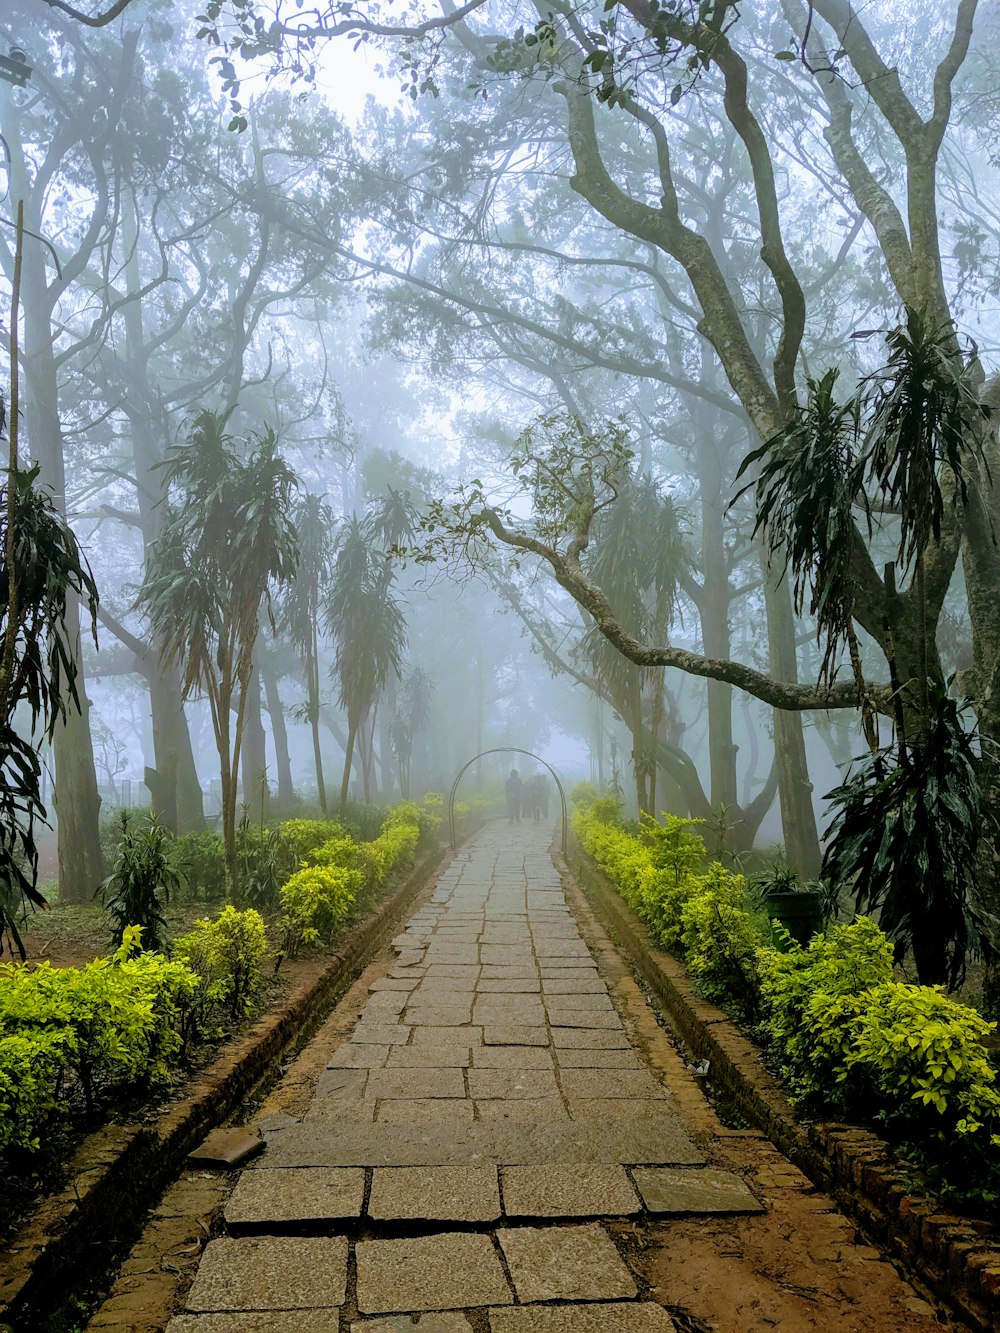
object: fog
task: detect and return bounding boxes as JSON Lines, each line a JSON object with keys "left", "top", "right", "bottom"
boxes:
{"left": 2, "top": 0, "right": 999, "bottom": 906}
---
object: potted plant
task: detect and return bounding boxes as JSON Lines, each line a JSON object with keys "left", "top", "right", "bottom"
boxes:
{"left": 752, "top": 858, "right": 827, "bottom": 948}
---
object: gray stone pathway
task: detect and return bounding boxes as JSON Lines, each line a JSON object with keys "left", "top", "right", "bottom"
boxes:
{"left": 171, "top": 823, "right": 763, "bottom": 1331}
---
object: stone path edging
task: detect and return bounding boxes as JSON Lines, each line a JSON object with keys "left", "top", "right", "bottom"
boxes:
{"left": 569, "top": 840, "right": 1000, "bottom": 1332}
{"left": 0, "top": 836, "right": 462, "bottom": 1333}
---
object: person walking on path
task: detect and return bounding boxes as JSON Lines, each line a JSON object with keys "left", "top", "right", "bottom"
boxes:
{"left": 505, "top": 768, "right": 522, "bottom": 823}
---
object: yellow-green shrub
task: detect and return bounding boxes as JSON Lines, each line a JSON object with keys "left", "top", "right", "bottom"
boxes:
{"left": 277, "top": 818, "right": 346, "bottom": 861}
{"left": 0, "top": 927, "right": 199, "bottom": 1145}
{"left": 174, "top": 906, "right": 268, "bottom": 1026}
{"left": 279, "top": 864, "right": 362, "bottom": 956}
{"left": 679, "top": 864, "right": 762, "bottom": 1017}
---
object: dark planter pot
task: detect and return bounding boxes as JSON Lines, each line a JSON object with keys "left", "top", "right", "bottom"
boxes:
{"left": 765, "top": 890, "right": 825, "bottom": 948}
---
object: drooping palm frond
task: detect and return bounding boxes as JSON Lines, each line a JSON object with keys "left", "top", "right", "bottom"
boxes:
{"left": 860, "top": 307, "right": 990, "bottom": 569}
{"left": 736, "top": 368, "right": 864, "bottom": 686}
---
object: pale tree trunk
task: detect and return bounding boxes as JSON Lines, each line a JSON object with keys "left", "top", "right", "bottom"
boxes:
{"left": 261, "top": 658, "right": 294, "bottom": 811}
{"left": 240, "top": 665, "right": 268, "bottom": 822}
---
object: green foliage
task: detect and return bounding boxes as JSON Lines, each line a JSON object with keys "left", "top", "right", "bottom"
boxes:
{"left": 172, "top": 831, "right": 227, "bottom": 903}
{"left": 174, "top": 906, "right": 267, "bottom": 1028}
{"left": 758, "top": 919, "right": 895, "bottom": 1111}
{"left": 236, "top": 813, "right": 293, "bottom": 911}
{"left": 680, "top": 864, "right": 762, "bottom": 1019}
{"left": 0, "top": 451, "right": 100, "bottom": 957}
{"left": 0, "top": 926, "right": 199, "bottom": 1144}
{"left": 822, "top": 686, "right": 988, "bottom": 989}
{"left": 278, "top": 818, "right": 346, "bottom": 862}
{"left": 278, "top": 864, "right": 361, "bottom": 956}
{"left": 99, "top": 812, "right": 183, "bottom": 952}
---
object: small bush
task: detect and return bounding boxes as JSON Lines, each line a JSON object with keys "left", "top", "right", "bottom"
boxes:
{"left": 99, "top": 812, "right": 182, "bottom": 951}
{"left": 172, "top": 831, "right": 227, "bottom": 902}
{"left": 237, "top": 816, "right": 294, "bottom": 911}
{"left": 277, "top": 818, "right": 346, "bottom": 862}
{"left": 174, "top": 906, "right": 268, "bottom": 1029}
{"left": 680, "top": 864, "right": 762, "bottom": 1018}
{"left": 279, "top": 864, "right": 362, "bottom": 956}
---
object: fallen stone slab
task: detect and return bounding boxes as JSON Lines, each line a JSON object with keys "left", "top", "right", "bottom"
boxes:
{"left": 355, "top": 1232, "right": 512, "bottom": 1314}
{"left": 630, "top": 1166, "right": 765, "bottom": 1215}
{"left": 188, "top": 1128, "right": 264, "bottom": 1170}
{"left": 487, "top": 1303, "right": 676, "bottom": 1332}
{"left": 497, "top": 1223, "right": 637, "bottom": 1303}
{"left": 367, "top": 1166, "right": 501, "bottom": 1223}
{"left": 185, "top": 1236, "right": 348, "bottom": 1312}
{"left": 501, "top": 1164, "right": 642, "bottom": 1218}
{"left": 224, "top": 1167, "right": 365, "bottom": 1231}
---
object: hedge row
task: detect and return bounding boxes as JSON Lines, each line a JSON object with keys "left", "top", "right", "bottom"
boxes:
{"left": 572, "top": 786, "right": 1000, "bottom": 1207}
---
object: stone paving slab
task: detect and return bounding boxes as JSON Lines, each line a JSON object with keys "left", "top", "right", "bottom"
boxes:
{"left": 386, "top": 1045, "right": 472, "bottom": 1067}
{"left": 224, "top": 1168, "right": 364, "bottom": 1230}
{"left": 327, "top": 1044, "right": 391, "bottom": 1069}
{"left": 168, "top": 1315, "right": 340, "bottom": 1332}
{"left": 487, "top": 1304, "right": 676, "bottom": 1332}
{"left": 551, "top": 1028, "right": 630, "bottom": 1049}
{"left": 483, "top": 1025, "right": 549, "bottom": 1046}
{"left": 351, "top": 1316, "right": 472, "bottom": 1332}
{"left": 498, "top": 1224, "right": 637, "bottom": 1303}
{"left": 555, "top": 1049, "right": 642, "bottom": 1069}
{"left": 351, "top": 1024, "right": 410, "bottom": 1045}
{"left": 501, "top": 1165, "right": 642, "bottom": 1218}
{"left": 185, "top": 1237, "right": 348, "bottom": 1311}
{"left": 473, "top": 1046, "right": 554, "bottom": 1070}
{"left": 560, "top": 1070, "right": 666, "bottom": 1100}
{"left": 467, "top": 1069, "right": 559, "bottom": 1100}
{"left": 355, "top": 1233, "right": 513, "bottom": 1313}
{"left": 368, "top": 1167, "right": 501, "bottom": 1222}
{"left": 366, "top": 1068, "right": 466, "bottom": 1100}
{"left": 377, "top": 1099, "right": 476, "bottom": 1125}
{"left": 631, "top": 1166, "right": 765, "bottom": 1214}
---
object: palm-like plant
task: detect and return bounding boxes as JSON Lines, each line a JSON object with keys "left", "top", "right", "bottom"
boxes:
{"left": 140, "top": 410, "right": 299, "bottom": 900}
{"left": 281, "top": 493, "right": 337, "bottom": 812}
{"left": 327, "top": 516, "right": 406, "bottom": 814}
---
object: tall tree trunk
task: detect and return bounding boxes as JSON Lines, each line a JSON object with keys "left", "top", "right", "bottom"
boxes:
{"left": 340, "top": 720, "right": 358, "bottom": 817}
{"left": 146, "top": 666, "right": 204, "bottom": 832}
{"left": 261, "top": 658, "right": 294, "bottom": 811}
{"left": 763, "top": 563, "right": 822, "bottom": 877}
{"left": 54, "top": 604, "right": 105, "bottom": 903}
{"left": 240, "top": 666, "right": 268, "bottom": 821}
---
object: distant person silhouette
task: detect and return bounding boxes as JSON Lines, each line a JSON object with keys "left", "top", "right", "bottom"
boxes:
{"left": 505, "top": 769, "right": 523, "bottom": 823}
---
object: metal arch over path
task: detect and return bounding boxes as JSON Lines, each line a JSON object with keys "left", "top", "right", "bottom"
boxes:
{"left": 448, "top": 748, "right": 569, "bottom": 857}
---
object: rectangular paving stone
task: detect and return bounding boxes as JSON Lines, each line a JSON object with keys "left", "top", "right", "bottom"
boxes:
{"left": 631, "top": 1166, "right": 765, "bottom": 1214}
{"left": 473, "top": 1005, "right": 546, "bottom": 1027}
{"left": 404, "top": 1007, "right": 474, "bottom": 1027}
{"left": 423, "top": 964, "right": 481, "bottom": 979}
{"left": 479, "top": 966, "right": 539, "bottom": 980}
{"left": 551, "top": 1028, "right": 630, "bottom": 1049}
{"left": 313, "top": 1068, "right": 368, "bottom": 1100}
{"left": 487, "top": 1303, "right": 676, "bottom": 1331}
{"left": 501, "top": 1165, "right": 641, "bottom": 1218}
{"left": 498, "top": 1224, "right": 636, "bottom": 1303}
{"left": 545, "top": 1009, "right": 622, "bottom": 1030}
{"left": 541, "top": 978, "right": 606, "bottom": 995}
{"left": 473, "top": 1046, "right": 554, "bottom": 1070}
{"left": 168, "top": 1316, "right": 340, "bottom": 1332}
{"left": 368, "top": 1166, "right": 501, "bottom": 1222}
{"left": 555, "top": 1049, "right": 642, "bottom": 1069}
{"left": 306, "top": 1098, "right": 376, "bottom": 1125}
{"left": 369, "top": 979, "right": 418, "bottom": 992}
{"left": 386, "top": 1045, "right": 472, "bottom": 1068}
{"left": 545, "top": 992, "right": 615, "bottom": 1012}
{"left": 186, "top": 1236, "right": 348, "bottom": 1311}
{"left": 476, "top": 979, "right": 541, "bottom": 993}
{"left": 366, "top": 1068, "right": 465, "bottom": 1100}
{"left": 377, "top": 1099, "right": 475, "bottom": 1126}
{"left": 355, "top": 1233, "right": 512, "bottom": 1313}
{"left": 363, "top": 993, "right": 408, "bottom": 1015}
{"left": 468, "top": 1069, "right": 558, "bottom": 1100}
{"left": 412, "top": 1025, "right": 483, "bottom": 1046}
{"left": 539, "top": 959, "right": 599, "bottom": 972}
{"left": 483, "top": 1025, "right": 550, "bottom": 1047}
{"left": 350, "top": 1317, "right": 473, "bottom": 1332}
{"left": 560, "top": 1070, "right": 666, "bottom": 1100}
{"left": 225, "top": 1167, "right": 364, "bottom": 1230}
{"left": 476, "top": 1098, "right": 569, "bottom": 1123}
{"left": 351, "top": 1024, "right": 410, "bottom": 1045}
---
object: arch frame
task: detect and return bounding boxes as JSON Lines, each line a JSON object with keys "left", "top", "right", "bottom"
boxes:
{"left": 448, "top": 748, "right": 568, "bottom": 857}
